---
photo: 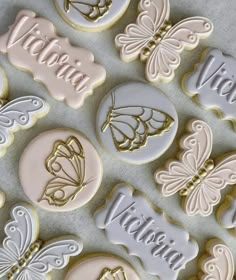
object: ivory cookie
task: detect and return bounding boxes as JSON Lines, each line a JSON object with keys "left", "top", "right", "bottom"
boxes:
{"left": 182, "top": 49, "right": 236, "bottom": 130}
{"left": 155, "top": 119, "right": 236, "bottom": 217}
{"left": 192, "top": 239, "right": 234, "bottom": 280}
{"left": 96, "top": 82, "right": 178, "bottom": 164}
{"left": 95, "top": 183, "right": 199, "bottom": 280}
{"left": 55, "top": 0, "right": 131, "bottom": 32}
{"left": 217, "top": 188, "right": 236, "bottom": 237}
{"left": 115, "top": 0, "right": 213, "bottom": 83}
{"left": 0, "top": 203, "right": 83, "bottom": 280}
{"left": 0, "top": 10, "right": 106, "bottom": 109}
{"left": 65, "top": 253, "right": 140, "bottom": 280}
{"left": 0, "top": 66, "right": 49, "bottom": 157}
{"left": 19, "top": 128, "right": 103, "bottom": 211}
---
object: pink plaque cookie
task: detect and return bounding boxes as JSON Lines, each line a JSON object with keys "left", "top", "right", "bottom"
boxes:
{"left": 0, "top": 10, "right": 106, "bottom": 109}
{"left": 19, "top": 128, "right": 103, "bottom": 212}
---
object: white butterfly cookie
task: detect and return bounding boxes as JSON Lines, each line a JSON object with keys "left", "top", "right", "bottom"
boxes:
{"left": 0, "top": 66, "right": 49, "bottom": 157}
{"left": 115, "top": 0, "right": 214, "bottom": 83}
{"left": 0, "top": 203, "right": 83, "bottom": 280}
{"left": 155, "top": 119, "right": 236, "bottom": 217}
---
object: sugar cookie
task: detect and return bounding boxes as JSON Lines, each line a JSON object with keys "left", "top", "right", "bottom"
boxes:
{"left": 19, "top": 128, "right": 103, "bottom": 211}
{"left": 55, "top": 0, "right": 131, "bottom": 32}
{"left": 0, "top": 66, "right": 49, "bottom": 157}
{"left": 182, "top": 49, "right": 236, "bottom": 130}
{"left": 65, "top": 253, "right": 140, "bottom": 280}
{"left": 155, "top": 119, "right": 236, "bottom": 217}
{"left": 217, "top": 188, "right": 236, "bottom": 237}
{"left": 115, "top": 0, "right": 213, "bottom": 83}
{"left": 95, "top": 182, "right": 199, "bottom": 280}
{"left": 0, "top": 10, "right": 106, "bottom": 109}
{"left": 0, "top": 203, "right": 83, "bottom": 280}
{"left": 96, "top": 82, "right": 178, "bottom": 164}
{"left": 192, "top": 239, "right": 234, "bottom": 280}
{"left": 0, "top": 189, "right": 6, "bottom": 208}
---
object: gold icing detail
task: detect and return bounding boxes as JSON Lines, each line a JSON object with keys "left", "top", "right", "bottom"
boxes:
{"left": 39, "top": 136, "right": 92, "bottom": 207}
{"left": 64, "top": 0, "right": 112, "bottom": 22}
{"left": 98, "top": 267, "right": 128, "bottom": 280}
{"left": 179, "top": 159, "right": 215, "bottom": 196}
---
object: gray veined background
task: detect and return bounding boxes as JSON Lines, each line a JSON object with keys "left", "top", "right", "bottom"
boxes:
{"left": 0, "top": 0, "right": 236, "bottom": 279}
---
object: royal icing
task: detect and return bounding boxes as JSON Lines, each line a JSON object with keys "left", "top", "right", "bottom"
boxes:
{"left": 55, "top": 0, "right": 131, "bottom": 32}
{"left": 95, "top": 183, "right": 199, "bottom": 280}
{"left": 65, "top": 254, "right": 140, "bottom": 280}
{"left": 194, "top": 239, "right": 234, "bottom": 280}
{"left": 0, "top": 203, "right": 83, "bottom": 280}
{"left": 0, "top": 10, "right": 106, "bottom": 109}
{"left": 183, "top": 49, "right": 236, "bottom": 130}
{"left": 19, "top": 128, "right": 103, "bottom": 212}
{"left": 115, "top": 0, "right": 213, "bottom": 83}
{"left": 96, "top": 82, "right": 178, "bottom": 164}
{"left": 155, "top": 119, "right": 236, "bottom": 217}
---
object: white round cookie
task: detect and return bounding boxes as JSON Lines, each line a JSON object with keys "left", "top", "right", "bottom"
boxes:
{"left": 96, "top": 82, "right": 178, "bottom": 164}
{"left": 54, "top": 0, "right": 130, "bottom": 32}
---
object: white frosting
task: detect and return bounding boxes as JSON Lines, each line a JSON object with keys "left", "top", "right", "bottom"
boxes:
{"left": 0, "top": 203, "right": 83, "bottom": 279}
{"left": 55, "top": 0, "right": 131, "bottom": 32}
{"left": 155, "top": 119, "right": 236, "bottom": 217}
{"left": 65, "top": 254, "right": 140, "bottom": 279}
{"left": 96, "top": 82, "right": 178, "bottom": 164}
{"left": 95, "top": 183, "right": 199, "bottom": 280}
{"left": 183, "top": 49, "right": 236, "bottom": 129}
{"left": 115, "top": 0, "right": 213, "bottom": 83}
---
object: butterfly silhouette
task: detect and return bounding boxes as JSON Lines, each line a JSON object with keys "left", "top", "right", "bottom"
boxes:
{"left": 0, "top": 204, "right": 83, "bottom": 280}
{"left": 101, "top": 91, "right": 174, "bottom": 152}
{"left": 155, "top": 119, "right": 236, "bottom": 217}
{"left": 39, "top": 136, "right": 92, "bottom": 207}
{"left": 64, "top": 0, "right": 112, "bottom": 22}
{"left": 98, "top": 267, "right": 128, "bottom": 280}
{"left": 115, "top": 0, "right": 214, "bottom": 83}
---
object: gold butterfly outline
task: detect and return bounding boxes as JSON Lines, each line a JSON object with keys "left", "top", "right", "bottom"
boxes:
{"left": 98, "top": 267, "right": 128, "bottom": 280}
{"left": 39, "top": 136, "right": 94, "bottom": 207}
{"left": 101, "top": 91, "right": 174, "bottom": 152}
{"left": 64, "top": 0, "right": 112, "bottom": 22}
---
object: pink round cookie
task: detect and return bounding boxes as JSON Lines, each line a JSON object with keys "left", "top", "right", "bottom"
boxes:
{"left": 65, "top": 254, "right": 140, "bottom": 280}
{"left": 19, "top": 128, "right": 103, "bottom": 212}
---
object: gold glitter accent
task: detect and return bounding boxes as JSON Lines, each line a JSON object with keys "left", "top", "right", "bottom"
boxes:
{"left": 98, "top": 267, "right": 128, "bottom": 280}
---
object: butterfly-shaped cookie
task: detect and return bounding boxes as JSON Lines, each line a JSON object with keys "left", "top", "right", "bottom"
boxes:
{"left": 39, "top": 136, "right": 92, "bottom": 207}
{"left": 155, "top": 119, "right": 236, "bottom": 217}
{"left": 0, "top": 203, "right": 83, "bottom": 280}
{"left": 115, "top": 0, "right": 214, "bottom": 83}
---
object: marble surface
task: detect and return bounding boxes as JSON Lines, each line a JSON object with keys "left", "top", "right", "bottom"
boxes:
{"left": 0, "top": 0, "right": 236, "bottom": 279}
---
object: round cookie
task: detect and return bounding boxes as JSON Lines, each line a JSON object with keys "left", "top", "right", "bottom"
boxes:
{"left": 65, "top": 254, "right": 140, "bottom": 280}
{"left": 96, "top": 82, "right": 178, "bottom": 164}
{"left": 54, "top": 0, "right": 130, "bottom": 32}
{"left": 19, "top": 128, "right": 103, "bottom": 212}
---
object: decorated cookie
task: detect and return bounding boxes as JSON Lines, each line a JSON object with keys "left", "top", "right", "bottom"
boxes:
{"left": 65, "top": 253, "right": 140, "bottom": 280}
{"left": 192, "top": 239, "right": 234, "bottom": 280}
{"left": 0, "top": 203, "right": 83, "bottom": 280}
{"left": 0, "top": 66, "right": 49, "bottom": 157}
{"left": 155, "top": 119, "right": 236, "bottom": 217}
{"left": 55, "top": 0, "right": 131, "bottom": 32}
{"left": 19, "top": 128, "right": 103, "bottom": 211}
{"left": 182, "top": 49, "right": 236, "bottom": 130}
{"left": 96, "top": 82, "right": 178, "bottom": 164}
{"left": 217, "top": 188, "right": 236, "bottom": 237}
{"left": 0, "top": 189, "right": 6, "bottom": 208}
{"left": 115, "top": 0, "right": 214, "bottom": 84}
{"left": 95, "top": 182, "right": 199, "bottom": 280}
{"left": 0, "top": 10, "right": 106, "bottom": 109}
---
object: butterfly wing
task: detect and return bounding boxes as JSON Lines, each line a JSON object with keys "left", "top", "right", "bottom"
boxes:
{"left": 185, "top": 154, "right": 236, "bottom": 216}
{"left": 146, "top": 17, "right": 214, "bottom": 82}
{"left": 107, "top": 106, "right": 174, "bottom": 152}
{"left": 115, "top": 0, "right": 170, "bottom": 62}
{"left": 155, "top": 120, "right": 213, "bottom": 196}
{"left": 0, "top": 205, "right": 38, "bottom": 277}
{"left": 0, "top": 96, "right": 49, "bottom": 156}
{"left": 17, "top": 237, "right": 83, "bottom": 280}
